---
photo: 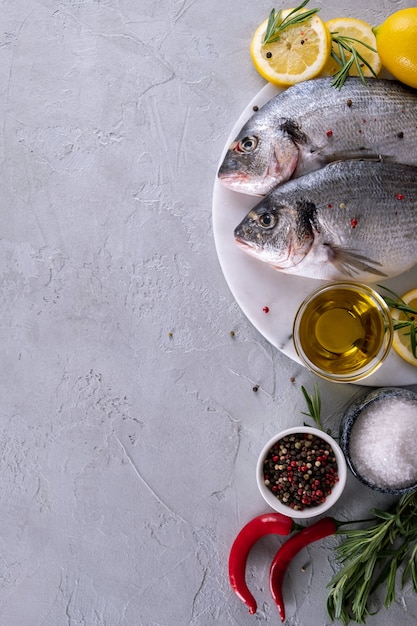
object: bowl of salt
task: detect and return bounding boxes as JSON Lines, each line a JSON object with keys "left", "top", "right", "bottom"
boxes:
{"left": 340, "top": 387, "right": 417, "bottom": 494}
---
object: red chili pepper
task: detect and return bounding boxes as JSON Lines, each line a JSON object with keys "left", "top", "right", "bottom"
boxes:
{"left": 228, "top": 512, "right": 297, "bottom": 614}
{"left": 269, "top": 516, "right": 338, "bottom": 622}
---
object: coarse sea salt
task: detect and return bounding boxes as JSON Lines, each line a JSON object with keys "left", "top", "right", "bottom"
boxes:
{"left": 349, "top": 396, "right": 417, "bottom": 490}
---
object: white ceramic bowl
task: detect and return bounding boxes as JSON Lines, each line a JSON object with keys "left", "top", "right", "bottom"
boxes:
{"left": 256, "top": 426, "right": 347, "bottom": 519}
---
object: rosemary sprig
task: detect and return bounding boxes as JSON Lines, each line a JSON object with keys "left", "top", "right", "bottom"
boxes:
{"left": 301, "top": 383, "right": 325, "bottom": 431}
{"left": 261, "top": 2, "right": 378, "bottom": 90}
{"left": 330, "top": 33, "right": 378, "bottom": 90}
{"left": 378, "top": 285, "right": 417, "bottom": 359}
{"left": 327, "top": 492, "right": 417, "bottom": 624}
{"left": 262, "top": 1, "right": 320, "bottom": 45}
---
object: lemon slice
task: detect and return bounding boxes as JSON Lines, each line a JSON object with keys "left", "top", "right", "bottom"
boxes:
{"left": 390, "top": 288, "right": 417, "bottom": 366}
{"left": 250, "top": 8, "right": 331, "bottom": 87}
{"left": 321, "top": 17, "right": 381, "bottom": 78}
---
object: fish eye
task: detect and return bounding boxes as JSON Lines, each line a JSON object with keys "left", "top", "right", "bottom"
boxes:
{"left": 258, "top": 212, "right": 276, "bottom": 229}
{"left": 236, "top": 136, "right": 258, "bottom": 153}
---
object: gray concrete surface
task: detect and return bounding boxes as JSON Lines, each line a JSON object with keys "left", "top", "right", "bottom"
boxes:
{"left": 1, "top": 1, "right": 417, "bottom": 624}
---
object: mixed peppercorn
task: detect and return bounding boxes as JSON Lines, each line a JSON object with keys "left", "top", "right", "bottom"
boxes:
{"left": 263, "top": 433, "right": 339, "bottom": 511}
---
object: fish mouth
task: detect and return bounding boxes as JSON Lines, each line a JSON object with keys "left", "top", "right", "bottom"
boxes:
{"left": 217, "top": 171, "right": 260, "bottom": 195}
{"left": 234, "top": 235, "right": 290, "bottom": 267}
{"left": 235, "top": 234, "right": 307, "bottom": 269}
{"left": 234, "top": 235, "right": 256, "bottom": 251}
{"left": 234, "top": 236, "right": 268, "bottom": 259}
{"left": 218, "top": 168, "right": 273, "bottom": 197}
{"left": 218, "top": 171, "right": 248, "bottom": 185}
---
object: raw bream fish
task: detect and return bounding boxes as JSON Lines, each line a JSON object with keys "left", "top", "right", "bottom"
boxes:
{"left": 218, "top": 77, "right": 417, "bottom": 196}
{"left": 234, "top": 160, "right": 417, "bottom": 282}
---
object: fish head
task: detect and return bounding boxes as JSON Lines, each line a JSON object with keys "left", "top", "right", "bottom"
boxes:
{"left": 217, "top": 117, "right": 299, "bottom": 196}
{"left": 234, "top": 197, "right": 314, "bottom": 269}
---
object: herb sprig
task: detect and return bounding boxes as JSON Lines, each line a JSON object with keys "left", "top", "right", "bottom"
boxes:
{"left": 262, "top": 1, "right": 378, "bottom": 90}
{"left": 262, "top": 1, "right": 320, "bottom": 45}
{"left": 327, "top": 492, "right": 417, "bottom": 624}
{"left": 301, "top": 383, "right": 325, "bottom": 432}
{"left": 330, "top": 33, "right": 378, "bottom": 90}
{"left": 379, "top": 285, "right": 417, "bottom": 359}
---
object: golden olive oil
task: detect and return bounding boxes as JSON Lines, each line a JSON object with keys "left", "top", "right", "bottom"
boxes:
{"left": 297, "top": 287, "right": 386, "bottom": 376}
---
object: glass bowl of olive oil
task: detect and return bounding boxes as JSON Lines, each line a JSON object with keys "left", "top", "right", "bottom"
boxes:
{"left": 293, "top": 282, "right": 393, "bottom": 383}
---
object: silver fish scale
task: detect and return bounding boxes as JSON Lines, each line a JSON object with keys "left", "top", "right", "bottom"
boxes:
{"left": 219, "top": 77, "right": 417, "bottom": 196}
{"left": 234, "top": 160, "right": 417, "bottom": 282}
{"left": 269, "top": 78, "right": 417, "bottom": 165}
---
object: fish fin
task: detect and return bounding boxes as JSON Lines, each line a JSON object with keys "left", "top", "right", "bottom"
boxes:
{"left": 325, "top": 244, "right": 387, "bottom": 277}
{"left": 294, "top": 150, "right": 395, "bottom": 179}
{"left": 323, "top": 152, "right": 396, "bottom": 166}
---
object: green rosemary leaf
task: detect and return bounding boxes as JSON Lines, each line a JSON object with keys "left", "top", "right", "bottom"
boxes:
{"left": 327, "top": 493, "right": 417, "bottom": 622}
{"left": 393, "top": 321, "right": 414, "bottom": 332}
{"left": 329, "top": 33, "right": 378, "bottom": 89}
{"left": 410, "top": 552, "right": 417, "bottom": 591}
{"left": 285, "top": 0, "right": 311, "bottom": 16}
{"left": 371, "top": 556, "right": 395, "bottom": 594}
{"left": 378, "top": 284, "right": 407, "bottom": 305}
{"left": 351, "top": 577, "right": 373, "bottom": 621}
{"left": 370, "top": 509, "right": 396, "bottom": 521}
{"left": 378, "top": 285, "right": 417, "bottom": 360}
{"left": 402, "top": 303, "right": 417, "bottom": 314}
{"left": 378, "top": 285, "right": 417, "bottom": 316}
{"left": 351, "top": 46, "right": 379, "bottom": 83}
{"left": 331, "top": 56, "right": 354, "bottom": 90}
{"left": 385, "top": 301, "right": 417, "bottom": 315}
{"left": 384, "top": 556, "right": 398, "bottom": 607}
{"left": 410, "top": 321, "right": 417, "bottom": 357}
{"left": 300, "top": 383, "right": 324, "bottom": 430}
{"left": 350, "top": 46, "right": 378, "bottom": 77}
{"left": 263, "top": 8, "right": 282, "bottom": 44}
{"left": 352, "top": 52, "right": 366, "bottom": 85}
{"left": 338, "top": 40, "right": 347, "bottom": 66}
{"left": 382, "top": 295, "right": 417, "bottom": 315}
{"left": 364, "top": 552, "right": 378, "bottom": 582}
{"left": 327, "top": 581, "right": 350, "bottom": 625}
{"left": 335, "top": 34, "right": 378, "bottom": 54}
{"left": 330, "top": 48, "right": 343, "bottom": 67}
{"left": 262, "top": 0, "right": 320, "bottom": 45}
{"left": 301, "top": 385, "right": 314, "bottom": 413}
{"left": 410, "top": 560, "right": 417, "bottom": 592}
{"left": 313, "top": 382, "right": 321, "bottom": 417}
{"left": 353, "top": 49, "right": 367, "bottom": 85}
{"left": 276, "top": 0, "right": 312, "bottom": 28}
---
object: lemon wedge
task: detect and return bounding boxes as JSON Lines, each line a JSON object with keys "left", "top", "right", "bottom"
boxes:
{"left": 321, "top": 17, "right": 381, "bottom": 78}
{"left": 250, "top": 8, "right": 331, "bottom": 87}
{"left": 390, "top": 288, "right": 417, "bottom": 366}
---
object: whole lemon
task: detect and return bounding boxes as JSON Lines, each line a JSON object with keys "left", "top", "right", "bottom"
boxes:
{"left": 374, "top": 8, "right": 417, "bottom": 88}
